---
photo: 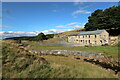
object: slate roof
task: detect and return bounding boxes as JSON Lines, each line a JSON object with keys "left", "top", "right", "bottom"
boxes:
{"left": 78, "top": 30, "right": 105, "bottom": 35}
{"left": 68, "top": 34, "right": 78, "bottom": 36}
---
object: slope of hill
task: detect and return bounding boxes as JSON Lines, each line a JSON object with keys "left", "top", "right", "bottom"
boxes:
{"left": 55, "top": 28, "right": 85, "bottom": 38}
{"left": 2, "top": 40, "right": 119, "bottom": 78}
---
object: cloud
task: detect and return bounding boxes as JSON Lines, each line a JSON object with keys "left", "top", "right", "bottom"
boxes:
{"left": 56, "top": 22, "right": 78, "bottom": 28}
{"left": 0, "top": 25, "right": 11, "bottom": 27}
{"left": 56, "top": 25, "right": 65, "bottom": 28}
{"left": 56, "top": 22, "right": 83, "bottom": 28}
{"left": 0, "top": 31, "right": 39, "bottom": 39}
{"left": 72, "top": 9, "right": 91, "bottom": 18}
{"left": 67, "top": 22, "right": 79, "bottom": 26}
{"left": 73, "top": 25, "right": 83, "bottom": 29}
{"left": 41, "top": 29, "right": 72, "bottom": 34}
{"left": 0, "top": 29, "right": 73, "bottom": 39}
{"left": 72, "top": 1, "right": 91, "bottom": 18}
{"left": 72, "top": 10, "right": 91, "bottom": 15}
{"left": 73, "top": 23, "right": 86, "bottom": 29}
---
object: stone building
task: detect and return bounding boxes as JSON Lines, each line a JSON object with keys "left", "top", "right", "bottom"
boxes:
{"left": 68, "top": 30, "right": 109, "bottom": 46}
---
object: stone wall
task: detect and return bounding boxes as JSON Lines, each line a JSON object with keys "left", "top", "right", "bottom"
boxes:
{"left": 29, "top": 50, "right": 104, "bottom": 59}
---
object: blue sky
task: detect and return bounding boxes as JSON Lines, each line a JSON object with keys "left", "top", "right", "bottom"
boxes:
{"left": 2, "top": 2, "right": 118, "bottom": 33}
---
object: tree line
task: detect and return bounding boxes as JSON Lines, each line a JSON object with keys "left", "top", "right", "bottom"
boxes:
{"left": 84, "top": 6, "right": 120, "bottom": 36}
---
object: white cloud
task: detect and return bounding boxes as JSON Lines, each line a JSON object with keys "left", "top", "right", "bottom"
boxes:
{"left": 0, "top": 25, "right": 10, "bottom": 27}
{"left": 67, "top": 22, "right": 78, "bottom": 26}
{"left": 56, "top": 22, "right": 81, "bottom": 28}
{"left": 72, "top": 10, "right": 91, "bottom": 15}
{"left": 41, "top": 29, "right": 72, "bottom": 34}
{"left": 0, "top": 31, "right": 39, "bottom": 39}
{"left": 72, "top": 9, "right": 91, "bottom": 18}
{"left": 56, "top": 25, "right": 65, "bottom": 28}
{"left": 0, "top": 29, "right": 73, "bottom": 39}
{"left": 73, "top": 25, "right": 83, "bottom": 29}
{"left": 73, "top": 22, "right": 86, "bottom": 29}
{"left": 55, "top": 22, "right": 84, "bottom": 29}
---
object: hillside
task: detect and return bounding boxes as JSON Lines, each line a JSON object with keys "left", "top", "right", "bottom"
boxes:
{"left": 55, "top": 28, "right": 85, "bottom": 38}
{"left": 2, "top": 40, "right": 119, "bottom": 78}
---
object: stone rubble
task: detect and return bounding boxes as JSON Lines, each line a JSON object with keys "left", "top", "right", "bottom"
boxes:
{"left": 29, "top": 50, "right": 104, "bottom": 59}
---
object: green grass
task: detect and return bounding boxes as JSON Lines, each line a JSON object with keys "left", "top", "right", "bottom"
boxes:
{"left": 2, "top": 41, "right": 48, "bottom": 78}
{"left": 42, "top": 55, "right": 118, "bottom": 78}
{"left": 25, "top": 41, "right": 118, "bottom": 57}
{"left": 2, "top": 40, "right": 118, "bottom": 78}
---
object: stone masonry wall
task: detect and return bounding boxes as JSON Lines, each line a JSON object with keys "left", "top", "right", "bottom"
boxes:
{"left": 29, "top": 50, "right": 104, "bottom": 59}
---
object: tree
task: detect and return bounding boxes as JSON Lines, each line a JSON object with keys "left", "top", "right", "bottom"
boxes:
{"left": 46, "top": 34, "right": 54, "bottom": 39}
{"left": 84, "top": 6, "right": 120, "bottom": 36}
{"left": 35, "top": 33, "right": 47, "bottom": 41}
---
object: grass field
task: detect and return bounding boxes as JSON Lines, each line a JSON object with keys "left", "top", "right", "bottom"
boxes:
{"left": 42, "top": 55, "right": 118, "bottom": 78}
{"left": 24, "top": 40, "right": 118, "bottom": 57}
{"left": 2, "top": 40, "right": 118, "bottom": 78}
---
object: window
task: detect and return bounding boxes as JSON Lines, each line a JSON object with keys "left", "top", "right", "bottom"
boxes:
{"left": 83, "top": 35, "right": 84, "bottom": 38}
{"left": 100, "top": 35, "right": 102, "bottom": 38}
{"left": 88, "top": 40, "right": 90, "bottom": 44}
{"left": 104, "top": 35, "right": 106, "bottom": 38}
{"left": 94, "top": 40, "right": 97, "bottom": 44}
{"left": 100, "top": 40, "right": 102, "bottom": 44}
{"left": 95, "top": 35, "right": 97, "bottom": 38}
{"left": 104, "top": 40, "right": 106, "bottom": 44}
{"left": 81, "top": 40, "right": 82, "bottom": 42}
{"left": 89, "top": 35, "right": 90, "bottom": 38}
{"left": 86, "top": 40, "right": 87, "bottom": 44}
{"left": 86, "top": 35, "right": 87, "bottom": 38}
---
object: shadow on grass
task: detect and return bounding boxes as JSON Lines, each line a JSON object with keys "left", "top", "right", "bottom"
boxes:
{"left": 83, "top": 59, "right": 120, "bottom": 74}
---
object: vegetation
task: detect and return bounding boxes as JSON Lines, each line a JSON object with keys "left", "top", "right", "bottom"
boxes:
{"left": 2, "top": 40, "right": 118, "bottom": 78}
{"left": 46, "top": 34, "right": 54, "bottom": 39}
{"left": 85, "top": 6, "right": 120, "bottom": 36}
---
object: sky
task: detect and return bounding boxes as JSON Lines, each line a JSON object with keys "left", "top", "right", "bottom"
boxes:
{"left": 1, "top": 2, "right": 118, "bottom": 38}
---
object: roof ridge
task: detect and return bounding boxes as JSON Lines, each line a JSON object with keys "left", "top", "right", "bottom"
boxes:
{"left": 78, "top": 29, "right": 105, "bottom": 35}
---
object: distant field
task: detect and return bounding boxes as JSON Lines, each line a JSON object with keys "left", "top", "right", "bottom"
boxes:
{"left": 24, "top": 40, "right": 118, "bottom": 57}
{"left": 2, "top": 40, "right": 118, "bottom": 78}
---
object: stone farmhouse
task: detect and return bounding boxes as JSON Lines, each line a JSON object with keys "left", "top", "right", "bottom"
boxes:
{"left": 68, "top": 30, "right": 109, "bottom": 46}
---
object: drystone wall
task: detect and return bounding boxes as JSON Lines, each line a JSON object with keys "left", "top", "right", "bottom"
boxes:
{"left": 29, "top": 50, "right": 104, "bottom": 59}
